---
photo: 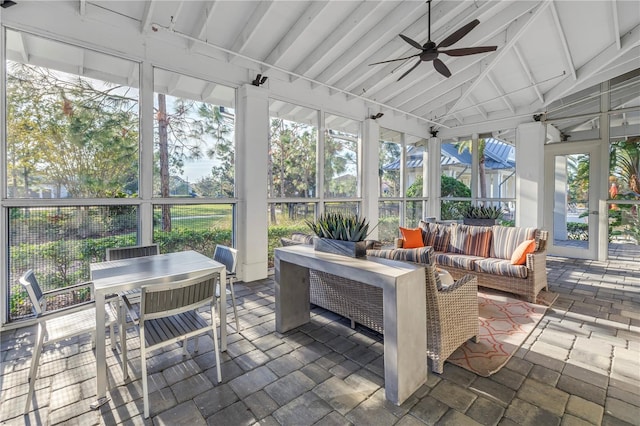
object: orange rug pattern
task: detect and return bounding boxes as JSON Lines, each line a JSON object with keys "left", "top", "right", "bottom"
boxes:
{"left": 448, "top": 291, "right": 555, "bottom": 376}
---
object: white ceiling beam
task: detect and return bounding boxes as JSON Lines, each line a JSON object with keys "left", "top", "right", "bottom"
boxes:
{"left": 15, "top": 32, "right": 29, "bottom": 63}
{"left": 312, "top": 1, "right": 426, "bottom": 86}
{"left": 167, "top": 73, "right": 181, "bottom": 95}
{"left": 79, "top": 0, "right": 86, "bottom": 16}
{"left": 140, "top": 0, "right": 156, "bottom": 33}
{"left": 228, "top": 1, "right": 275, "bottom": 62}
{"left": 262, "top": 1, "right": 330, "bottom": 71}
{"left": 467, "top": 94, "right": 488, "bottom": 120}
{"left": 441, "top": 2, "right": 550, "bottom": 124}
{"left": 543, "top": 23, "right": 640, "bottom": 106}
{"left": 549, "top": 0, "right": 577, "bottom": 81}
{"left": 486, "top": 72, "right": 516, "bottom": 114}
{"left": 291, "top": 1, "right": 392, "bottom": 82}
{"left": 612, "top": 0, "right": 621, "bottom": 51}
{"left": 411, "top": 82, "right": 473, "bottom": 119}
{"left": 513, "top": 44, "right": 544, "bottom": 104}
{"left": 188, "top": 1, "right": 219, "bottom": 50}
{"left": 365, "top": 0, "right": 538, "bottom": 108}
{"left": 200, "top": 83, "right": 217, "bottom": 101}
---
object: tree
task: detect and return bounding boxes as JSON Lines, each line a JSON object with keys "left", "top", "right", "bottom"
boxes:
{"left": 456, "top": 138, "right": 487, "bottom": 200}
{"left": 405, "top": 175, "right": 471, "bottom": 220}
{"left": 324, "top": 130, "right": 357, "bottom": 197}
{"left": 154, "top": 95, "right": 235, "bottom": 231}
{"left": 7, "top": 63, "right": 139, "bottom": 198}
{"left": 379, "top": 141, "right": 401, "bottom": 197}
{"left": 268, "top": 118, "right": 317, "bottom": 223}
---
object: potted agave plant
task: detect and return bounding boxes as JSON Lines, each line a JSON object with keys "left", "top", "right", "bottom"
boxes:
{"left": 306, "top": 212, "right": 370, "bottom": 258}
{"left": 462, "top": 205, "right": 503, "bottom": 226}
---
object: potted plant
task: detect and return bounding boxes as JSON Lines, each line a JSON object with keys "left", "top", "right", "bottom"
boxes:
{"left": 306, "top": 212, "right": 370, "bottom": 257}
{"left": 462, "top": 205, "right": 503, "bottom": 226}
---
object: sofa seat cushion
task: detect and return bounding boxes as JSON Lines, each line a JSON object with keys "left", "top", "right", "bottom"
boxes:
{"left": 367, "top": 246, "right": 434, "bottom": 265}
{"left": 448, "top": 223, "right": 493, "bottom": 257}
{"left": 419, "top": 221, "right": 451, "bottom": 252}
{"left": 474, "top": 258, "right": 528, "bottom": 279}
{"left": 490, "top": 226, "right": 537, "bottom": 260}
{"left": 434, "top": 252, "right": 485, "bottom": 271}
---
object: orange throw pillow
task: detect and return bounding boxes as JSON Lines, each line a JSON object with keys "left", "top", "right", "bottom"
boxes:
{"left": 400, "top": 227, "right": 424, "bottom": 249}
{"left": 510, "top": 239, "right": 536, "bottom": 265}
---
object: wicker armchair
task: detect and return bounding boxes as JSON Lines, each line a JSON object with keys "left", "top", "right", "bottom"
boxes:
{"left": 424, "top": 263, "right": 479, "bottom": 373}
{"left": 281, "top": 239, "right": 479, "bottom": 373}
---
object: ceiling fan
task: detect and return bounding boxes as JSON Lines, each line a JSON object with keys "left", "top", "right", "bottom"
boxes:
{"left": 369, "top": 0, "right": 497, "bottom": 80}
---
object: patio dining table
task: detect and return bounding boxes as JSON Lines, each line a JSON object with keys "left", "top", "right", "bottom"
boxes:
{"left": 89, "top": 250, "right": 226, "bottom": 408}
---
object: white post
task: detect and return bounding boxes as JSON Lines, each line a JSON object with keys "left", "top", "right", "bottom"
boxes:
{"left": 363, "top": 118, "right": 380, "bottom": 239}
{"left": 427, "top": 137, "right": 441, "bottom": 220}
{"left": 236, "top": 84, "right": 269, "bottom": 281}
{"left": 516, "top": 122, "right": 546, "bottom": 228}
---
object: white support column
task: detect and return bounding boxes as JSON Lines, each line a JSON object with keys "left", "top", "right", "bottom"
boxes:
{"left": 236, "top": 84, "right": 269, "bottom": 282}
{"left": 427, "top": 137, "right": 441, "bottom": 219}
{"left": 363, "top": 118, "right": 380, "bottom": 240}
{"left": 471, "top": 133, "right": 479, "bottom": 203}
{"left": 598, "top": 81, "right": 611, "bottom": 261}
{"left": 515, "top": 122, "right": 546, "bottom": 228}
{"left": 139, "top": 62, "right": 154, "bottom": 245}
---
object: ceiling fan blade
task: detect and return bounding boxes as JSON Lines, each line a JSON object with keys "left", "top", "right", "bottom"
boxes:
{"left": 397, "top": 59, "right": 423, "bottom": 81}
{"left": 433, "top": 58, "right": 451, "bottom": 78}
{"left": 399, "top": 34, "right": 424, "bottom": 50}
{"left": 369, "top": 53, "right": 421, "bottom": 66}
{"left": 437, "top": 19, "right": 480, "bottom": 48}
{"left": 440, "top": 46, "right": 497, "bottom": 57}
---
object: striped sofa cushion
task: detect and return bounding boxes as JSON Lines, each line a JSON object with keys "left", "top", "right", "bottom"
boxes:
{"left": 474, "top": 258, "right": 528, "bottom": 279}
{"left": 367, "top": 246, "right": 435, "bottom": 265}
{"left": 434, "top": 253, "right": 485, "bottom": 271}
{"left": 447, "top": 223, "right": 493, "bottom": 257}
{"left": 490, "top": 226, "right": 537, "bottom": 260}
{"left": 419, "top": 221, "right": 451, "bottom": 252}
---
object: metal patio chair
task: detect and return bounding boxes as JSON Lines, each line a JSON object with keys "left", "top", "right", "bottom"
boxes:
{"left": 106, "top": 244, "right": 159, "bottom": 378}
{"left": 121, "top": 270, "right": 222, "bottom": 418}
{"left": 20, "top": 270, "right": 118, "bottom": 415}
{"left": 213, "top": 244, "right": 240, "bottom": 332}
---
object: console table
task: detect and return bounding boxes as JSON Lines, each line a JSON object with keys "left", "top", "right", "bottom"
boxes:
{"left": 274, "top": 244, "right": 427, "bottom": 405}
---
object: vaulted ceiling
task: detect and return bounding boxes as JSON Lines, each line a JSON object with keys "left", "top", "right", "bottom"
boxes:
{"left": 3, "top": 0, "right": 640, "bottom": 139}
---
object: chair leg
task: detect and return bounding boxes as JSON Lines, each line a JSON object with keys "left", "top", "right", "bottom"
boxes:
{"left": 141, "top": 329, "right": 149, "bottom": 419}
{"left": 229, "top": 279, "right": 240, "bottom": 332}
{"left": 210, "top": 303, "right": 222, "bottom": 384}
{"left": 24, "top": 326, "right": 45, "bottom": 415}
{"left": 120, "top": 299, "right": 128, "bottom": 380}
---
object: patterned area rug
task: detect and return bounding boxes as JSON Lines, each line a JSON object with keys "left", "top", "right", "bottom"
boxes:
{"left": 448, "top": 290, "right": 557, "bottom": 376}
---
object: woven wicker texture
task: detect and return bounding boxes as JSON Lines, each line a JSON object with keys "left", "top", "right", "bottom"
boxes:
{"left": 307, "top": 252, "right": 479, "bottom": 373}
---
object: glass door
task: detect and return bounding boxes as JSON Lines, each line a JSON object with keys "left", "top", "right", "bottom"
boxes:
{"left": 545, "top": 143, "right": 600, "bottom": 259}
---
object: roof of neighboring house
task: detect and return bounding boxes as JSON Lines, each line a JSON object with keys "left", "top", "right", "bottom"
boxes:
{"left": 383, "top": 139, "right": 515, "bottom": 171}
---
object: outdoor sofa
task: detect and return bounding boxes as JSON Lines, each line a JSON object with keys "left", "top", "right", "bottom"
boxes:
{"left": 387, "top": 221, "right": 549, "bottom": 303}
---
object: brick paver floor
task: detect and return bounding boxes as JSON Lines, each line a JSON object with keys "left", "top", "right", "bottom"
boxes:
{"left": 2, "top": 245, "right": 639, "bottom": 425}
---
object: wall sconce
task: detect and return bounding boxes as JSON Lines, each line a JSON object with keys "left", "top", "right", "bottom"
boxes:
{"left": 430, "top": 126, "right": 439, "bottom": 138}
{"left": 369, "top": 113, "right": 384, "bottom": 120}
{"left": 252, "top": 74, "right": 268, "bottom": 87}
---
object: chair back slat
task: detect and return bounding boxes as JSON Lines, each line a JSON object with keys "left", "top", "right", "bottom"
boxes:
{"left": 141, "top": 272, "right": 218, "bottom": 320}
{"left": 213, "top": 245, "right": 238, "bottom": 275}
{"left": 19, "top": 270, "right": 44, "bottom": 316}
{"left": 106, "top": 244, "right": 159, "bottom": 261}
